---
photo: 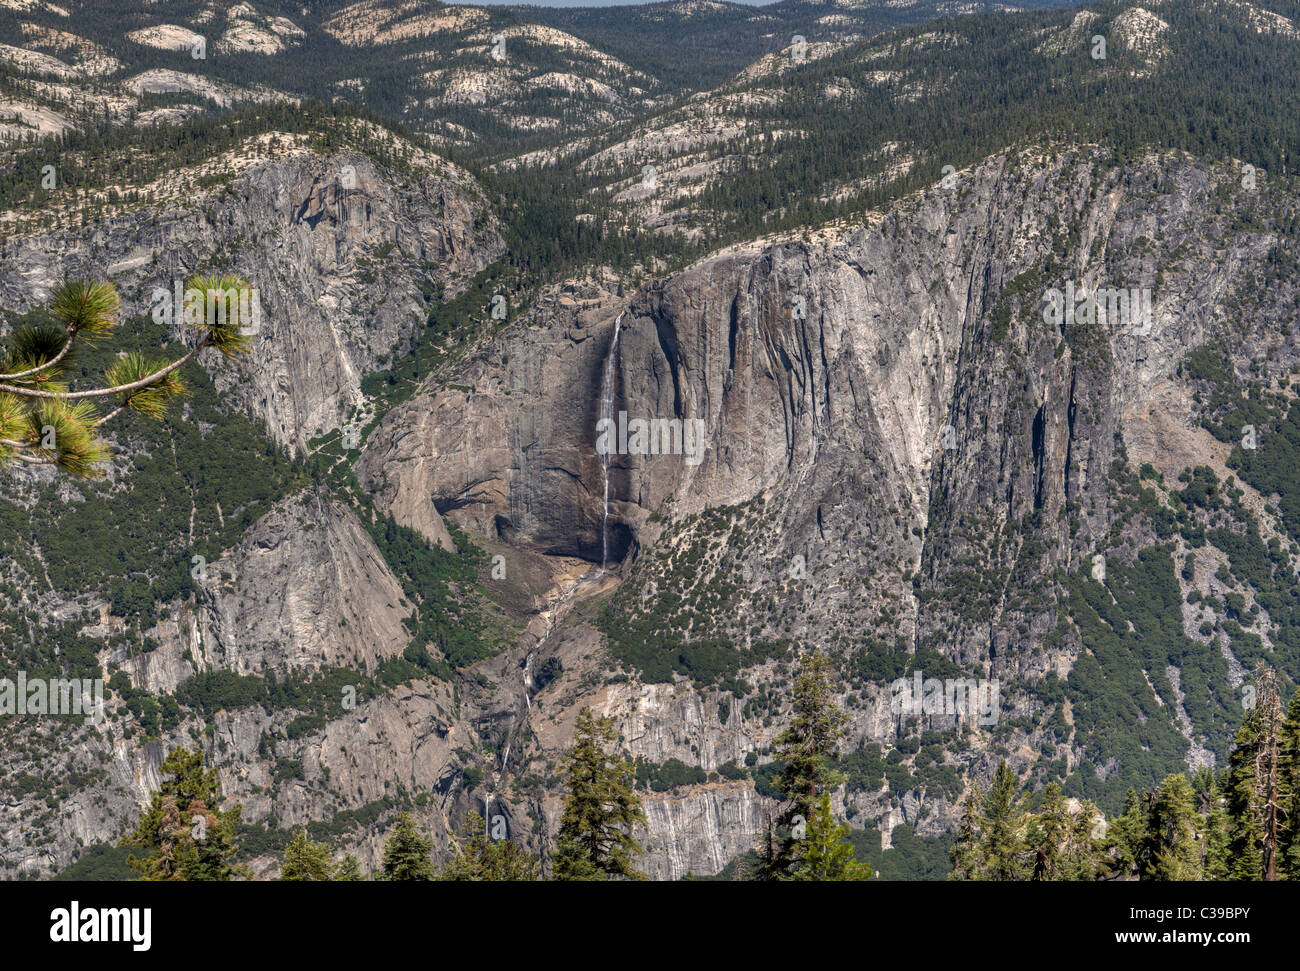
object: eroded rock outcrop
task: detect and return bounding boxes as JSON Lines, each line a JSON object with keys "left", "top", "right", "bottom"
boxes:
{"left": 193, "top": 491, "right": 415, "bottom": 676}
{"left": 0, "top": 149, "right": 503, "bottom": 452}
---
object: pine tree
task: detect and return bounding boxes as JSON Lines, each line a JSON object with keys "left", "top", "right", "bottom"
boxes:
{"left": 1069, "top": 798, "right": 1106, "bottom": 881}
{"left": 757, "top": 651, "right": 848, "bottom": 879}
{"left": 0, "top": 277, "right": 251, "bottom": 476}
{"left": 120, "top": 747, "right": 243, "bottom": 881}
{"left": 981, "top": 761, "right": 1025, "bottom": 880}
{"left": 949, "top": 788, "right": 985, "bottom": 880}
{"left": 552, "top": 708, "right": 647, "bottom": 881}
{"left": 1279, "top": 688, "right": 1300, "bottom": 878}
{"left": 381, "top": 813, "right": 434, "bottom": 881}
{"left": 1105, "top": 787, "right": 1151, "bottom": 879}
{"left": 281, "top": 829, "right": 333, "bottom": 881}
{"left": 1255, "top": 670, "right": 1284, "bottom": 880}
{"left": 1025, "top": 782, "right": 1100, "bottom": 881}
{"left": 439, "top": 812, "right": 540, "bottom": 881}
{"left": 1226, "top": 698, "right": 1264, "bottom": 879}
{"left": 1145, "top": 774, "right": 1202, "bottom": 881}
{"left": 331, "top": 855, "right": 364, "bottom": 881}
{"left": 1194, "top": 769, "right": 1232, "bottom": 881}
{"left": 793, "top": 793, "right": 872, "bottom": 881}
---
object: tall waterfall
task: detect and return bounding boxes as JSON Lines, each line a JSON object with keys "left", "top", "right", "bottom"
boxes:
{"left": 598, "top": 313, "right": 623, "bottom": 572}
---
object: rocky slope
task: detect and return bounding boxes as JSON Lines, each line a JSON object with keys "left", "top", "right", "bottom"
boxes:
{"left": 357, "top": 144, "right": 1300, "bottom": 875}
{"left": 3, "top": 140, "right": 1299, "bottom": 879}
{"left": 0, "top": 134, "right": 503, "bottom": 451}
{"left": 4, "top": 0, "right": 1300, "bottom": 879}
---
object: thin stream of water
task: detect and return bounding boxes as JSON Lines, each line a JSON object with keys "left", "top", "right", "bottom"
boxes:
{"left": 598, "top": 313, "right": 623, "bottom": 572}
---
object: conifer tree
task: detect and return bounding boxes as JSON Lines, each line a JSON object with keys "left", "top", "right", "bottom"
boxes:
{"left": 332, "top": 855, "right": 364, "bottom": 881}
{"left": 1194, "top": 769, "right": 1232, "bottom": 882}
{"left": 281, "top": 830, "right": 360, "bottom": 881}
{"left": 1026, "top": 782, "right": 1070, "bottom": 881}
{"left": 1278, "top": 688, "right": 1300, "bottom": 878}
{"left": 381, "top": 813, "right": 434, "bottom": 881}
{"left": 794, "top": 793, "right": 872, "bottom": 881}
{"left": 1255, "top": 670, "right": 1284, "bottom": 880}
{"left": 439, "top": 812, "right": 540, "bottom": 881}
{"left": 120, "top": 747, "right": 243, "bottom": 881}
{"left": 1071, "top": 799, "right": 1106, "bottom": 880}
{"left": 1025, "top": 782, "right": 1100, "bottom": 880}
{"left": 939, "top": 695, "right": 1295, "bottom": 882}
{"left": 1226, "top": 697, "right": 1264, "bottom": 879}
{"left": 0, "top": 276, "right": 252, "bottom": 476}
{"left": 757, "top": 651, "right": 848, "bottom": 879}
{"left": 281, "top": 829, "right": 334, "bottom": 881}
{"left": 949, "top": 788, "right": 985, "bottom": 880}
{"left": 552, "top": 708, "right": 646, "bottom": 881}
{"left": 981, "top": 760, "right": 1025, "bottom": 880}
{"left": 1104, "top": 787, "right": 1151, "bottom": 880}
{"left": 1144, "top": 774, "right": 1202, "bottom": 881}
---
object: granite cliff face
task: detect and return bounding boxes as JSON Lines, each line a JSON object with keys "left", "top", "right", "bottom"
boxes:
{"left": 192, "top": 491, "right": 416, "bottom": 677}
{"left": 5, "top": 143, "right": 1299, "bottom": 880}
{"left": 0, "top": 145, "right": 503, "bottom": 452}
{"left": 366, "top": 146, "right": 1275, "bottom": 660}
{"left": 355, "top": 146, "right": 1300, "bottom": 875}
{"left": 0, "top": 136, "right": 502, "bottom": 874}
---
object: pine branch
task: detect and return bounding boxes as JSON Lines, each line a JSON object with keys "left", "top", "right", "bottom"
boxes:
{"left": 0, "top": 338, "right": 209, "bottom": 401}
{"left": 0, "top": 332, "right": 75, "bottom": 381}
